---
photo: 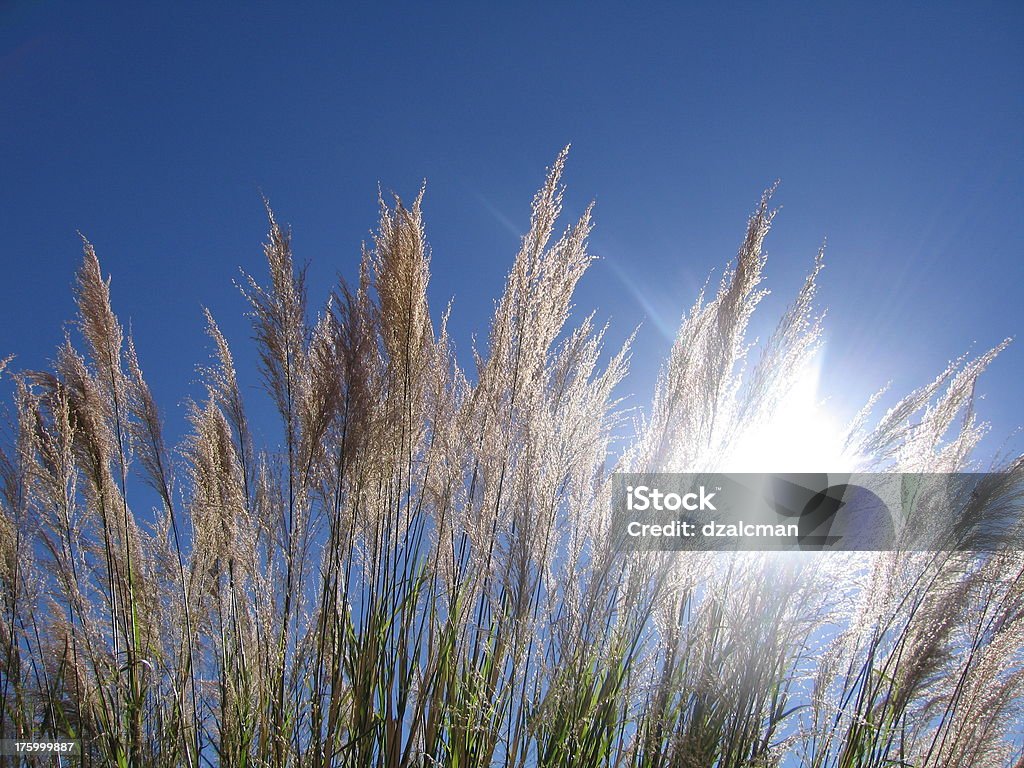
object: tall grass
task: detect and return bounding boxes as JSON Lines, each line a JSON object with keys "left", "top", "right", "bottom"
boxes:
{"left": 1, "top": 150, "right": 1022, "bottom": 767}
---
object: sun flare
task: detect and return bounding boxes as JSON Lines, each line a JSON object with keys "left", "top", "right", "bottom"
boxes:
{"left": 725, "top": 354, "right": 858, "bottom": 473}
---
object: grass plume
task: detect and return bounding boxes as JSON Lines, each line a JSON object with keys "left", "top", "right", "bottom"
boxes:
{"left": 0, "top": 151, "right": 1021, "bottom": 767}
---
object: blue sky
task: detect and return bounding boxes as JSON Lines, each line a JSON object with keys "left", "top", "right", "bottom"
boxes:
{"left": 1, "top": 1, "right": 1022, "bottom": 460}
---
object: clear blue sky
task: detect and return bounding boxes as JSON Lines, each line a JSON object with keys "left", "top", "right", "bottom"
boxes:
{"left": 2, "top": 1, "right": 1022, "bottom": 460}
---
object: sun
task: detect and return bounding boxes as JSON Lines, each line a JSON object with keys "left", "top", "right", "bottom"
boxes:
{"left": 724, "top": 354, "right": 859, "bottom": 474}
